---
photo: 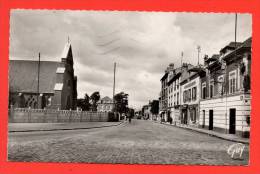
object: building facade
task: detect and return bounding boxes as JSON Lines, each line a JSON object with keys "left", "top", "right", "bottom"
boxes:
{"left": 180, "top": 72, "right": 201, "bottom": 126}
{"left": 9, "top": 41, "right": 77, "bottom": 110}
{"left": 199, "top": 37, "right": 251, "bottom": 138}
{"left": 167, "top": 67, "right": 182, "bottom": 124}
{"left": 142, "top": 104, "right": 150, "bottom": 120}
{"left": 97, "top": 96, "right": 113, "bottom": 112}
{"left": 159, "top": 63, "right": 175, "bottom": 122}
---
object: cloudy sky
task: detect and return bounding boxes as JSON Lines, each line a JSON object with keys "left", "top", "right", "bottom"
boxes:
{"left": 9, "top": 10, "right": 252, "bottom": 109}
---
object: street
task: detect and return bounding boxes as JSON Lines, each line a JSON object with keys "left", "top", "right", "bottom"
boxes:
{"left": 8, "top": 120, "right": 249, "bottom": 165}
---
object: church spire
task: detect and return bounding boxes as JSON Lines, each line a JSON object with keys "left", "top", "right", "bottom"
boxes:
{"left": 61, "top": 37, "right": 72, "bottom": 59}
{"left": 68, "top": 36, "right": 70, "bottom": 44}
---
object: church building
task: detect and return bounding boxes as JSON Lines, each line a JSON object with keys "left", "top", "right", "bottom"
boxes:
{"left": 9, "top": 41, "right": 77, "bottom": 110}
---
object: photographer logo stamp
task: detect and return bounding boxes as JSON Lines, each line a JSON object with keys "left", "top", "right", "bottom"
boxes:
{"left": 227, "top": 143, "right": 245, "bottom": 159}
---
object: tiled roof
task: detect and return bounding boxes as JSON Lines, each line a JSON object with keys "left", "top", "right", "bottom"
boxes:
{"left": 222, "top": 37, "right": 252, "bottom": 61}
{"left": 97, "top": 96, "right": 113, "bottom": 104}
{"left": 102, "top": 96, "right": 112, "bottom": 101}
{"left": 167, "top": 67, "right": 182, "bottom": 84}
{"left": 220, "top": 41, "right": 243, "bottom": 53}
{"left": 180, "top": 64, "right": 194, "bottom": 83}
{"left": 160, "top": 72, "right": 168, "bottom": 81}
{"left": 9, "top": 60, "right": 61, "bottom": 93}
{"left": 239, "top": 37, "right": 251, "bottom": 48}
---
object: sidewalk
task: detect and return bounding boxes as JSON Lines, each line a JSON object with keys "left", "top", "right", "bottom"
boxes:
{"left": 9, "top": 122, "right": 123, "bottom": 133}
{"left": 155, "top": 121, "right": 249, "bottom": 144}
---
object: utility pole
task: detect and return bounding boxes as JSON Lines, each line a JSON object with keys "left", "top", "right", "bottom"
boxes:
{"left": 181, "top": 51, "right": 184, "bottom": 68}
{"left": 37, "top": 52, "right": 41, "bottom": 109}
{"left": 226, "top": 13, "right": 238, "bottom": 134}
{"left": 197, "top": 45, "right": 201, "bottom": 66}
{"left": 235, "top": 13, "right": 237, "bottom": 48}
{"left": 113, "top": 62, "right": 116, "bottom": 113}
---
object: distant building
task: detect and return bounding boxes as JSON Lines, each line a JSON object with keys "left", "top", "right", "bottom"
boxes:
{"left": 9, "top": 41, "right": 77, "bottom": 110}
{"left": 97, "top": 96, "right": 113, "bottom": 112}
{"left": 199, "top": 37, "right": 251, "bottom": 138}
{"left": 142, "top": 104, "right": 150, "bottom": 120}
{"left": 167, "top": 63, "right": 196, "bottom": 125}
{"left": 159, "top": 63, "right": 175, "bottom": 122}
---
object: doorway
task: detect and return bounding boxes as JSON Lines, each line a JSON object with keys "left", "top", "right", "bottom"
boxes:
{"left": 229, "top": 108, "right": 236, "bottom": 134}
{"left": 209, "top": 110, "right": 213, "bottom": 130}
{"left": 202, "top": 110, "right": 205, "bottom": 128}
{"left": 182, "top": 109, "right": 188, "bottom": 124}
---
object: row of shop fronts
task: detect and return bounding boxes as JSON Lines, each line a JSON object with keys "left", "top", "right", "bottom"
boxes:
{"left": 159, "top": 37, "right": 251, "bottom": 138}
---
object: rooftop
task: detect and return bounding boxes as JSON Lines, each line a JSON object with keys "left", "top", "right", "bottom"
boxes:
{"left": 9, "top": 60, "right": 61, "bottom": 93}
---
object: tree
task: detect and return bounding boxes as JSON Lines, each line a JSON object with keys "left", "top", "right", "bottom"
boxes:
{"left": 77, "top": 93, "right": 91, "bottom": 111}
{"left": 150, "top": 100, "right": 159, "bottom": 115}
{"left": 128, "top": 108, "right": 135, "bottom": 118}
{"left": 113, "top": 92, "right": 128, "bottom": 114}
{"left": 90, "top": 91, "right": 100, "bottom": 111}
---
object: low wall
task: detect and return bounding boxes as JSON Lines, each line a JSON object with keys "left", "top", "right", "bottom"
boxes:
{"left": 9, "top": 108, "right": 109, "bottom": 123}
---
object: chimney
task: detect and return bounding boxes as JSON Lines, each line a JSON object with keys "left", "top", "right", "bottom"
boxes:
{"left": 166, "top": 63, "right": 175, "bottom": 73}
{"left": 204, "top": 55, "right": 209, "bottom": 66}
{"left": 182, "top": 63, "right": 188, "bottom": 69}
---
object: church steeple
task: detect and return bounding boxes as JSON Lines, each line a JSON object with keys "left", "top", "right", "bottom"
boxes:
{"left": 67, "top": 36, "right": 70, "bottom": 44}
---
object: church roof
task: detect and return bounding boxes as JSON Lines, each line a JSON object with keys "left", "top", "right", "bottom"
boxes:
{"left": 61, "top": 42, "right": 71, "bottom": 58}
{"left": 9, "top": 60, "right": 60, "bottom": 94}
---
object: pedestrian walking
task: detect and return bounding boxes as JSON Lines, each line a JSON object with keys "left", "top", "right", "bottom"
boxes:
{"left": 128, "top": 112, "right": 132, "bottom": 123}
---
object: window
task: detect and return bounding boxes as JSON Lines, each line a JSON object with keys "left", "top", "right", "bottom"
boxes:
{"left": 230, "top": 78, "right": 236, "bottom": 94}
{"left": 210, "top": 80, "right": 214, "bottom": 98}
{"left": 183, "top": 91, "right": 186, "bottom": 103}
{"left": 229, "top": 70, "right": 237, "bottom": 94}
{"left": 174, "top": 81, "right": 176, "bottom": 91}
{"left": 192, "top": 87, "right": 197, "bottom": 100}
{"left": 174, "top": 94, "right": 176, "bottom": 106}
{"left": 210, "top": 85, "right": 213, "bottom": 98}
{"left": 177, "top": 79, "right": 179, "bottom": 89}
{"left": 202, "top": 82, "right": 206, "bottom": 99}
{"left": 218, "top": 75, "right": 224, "bottom": 95}
{"left": 177, "top": 92, "right": 179, "bottom": 105}
{"left": 188, "top": 89, "right": 191, "bottom": 102}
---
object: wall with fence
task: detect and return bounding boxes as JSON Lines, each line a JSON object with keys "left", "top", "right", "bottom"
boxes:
{"left": 9, "top": 108, "right": 110, "bottom": 123}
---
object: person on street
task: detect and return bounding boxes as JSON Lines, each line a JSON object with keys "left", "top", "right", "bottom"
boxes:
{"left": 128, "top": 114, "right": 131, "bottom": 123}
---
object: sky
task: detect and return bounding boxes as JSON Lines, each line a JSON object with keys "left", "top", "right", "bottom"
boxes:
{"left": 9, "top": 10, "right": 252, "bottom": 109}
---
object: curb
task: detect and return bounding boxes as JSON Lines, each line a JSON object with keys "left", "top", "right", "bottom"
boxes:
{"left": 9, "top": 121, "right": 125, "bottom": 133}
{"left": 154, "top": 121, "right": 249, "bottom": 144}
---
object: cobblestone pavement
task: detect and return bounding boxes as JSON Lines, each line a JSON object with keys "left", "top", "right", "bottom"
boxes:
{"left": 9, "top": 122, "right": 120, "bottom": 132}
{"left": 8, "top": 119, "right": 249, "bottom": 165}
